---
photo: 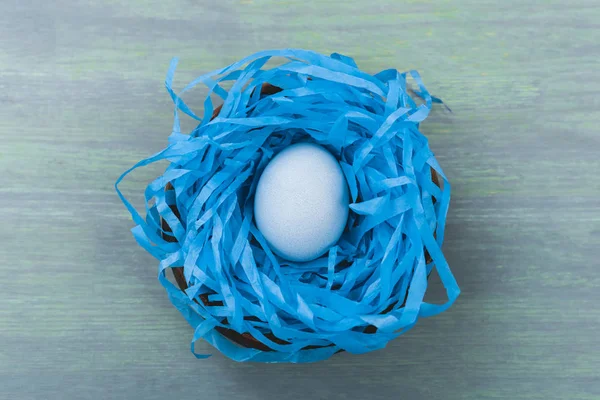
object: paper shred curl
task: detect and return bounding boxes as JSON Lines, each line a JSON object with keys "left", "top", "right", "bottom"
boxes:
{"left": 116, "top": 49, "right": 459, "bottom": 363}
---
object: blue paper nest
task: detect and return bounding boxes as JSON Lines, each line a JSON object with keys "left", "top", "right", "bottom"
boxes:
{"left": 116, "top": 49, "right": 459, "bottom": 363}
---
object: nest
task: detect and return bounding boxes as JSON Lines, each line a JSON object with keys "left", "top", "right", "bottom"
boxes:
{"left": 116, "top": 49, "right": 460, "bottom": 363}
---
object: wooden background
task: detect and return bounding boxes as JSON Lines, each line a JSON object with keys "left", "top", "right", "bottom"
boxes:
{"left": 1, "top": 0, "right": 599, "bottom": 399}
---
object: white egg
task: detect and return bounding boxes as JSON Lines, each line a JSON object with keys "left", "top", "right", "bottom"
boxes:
{"left": 253, "top": 143, "right": 349, "bottom": 262}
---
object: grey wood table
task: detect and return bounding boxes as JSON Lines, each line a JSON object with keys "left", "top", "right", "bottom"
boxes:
{"left": 1, "top": 1, "right": 599, "bottom": 399}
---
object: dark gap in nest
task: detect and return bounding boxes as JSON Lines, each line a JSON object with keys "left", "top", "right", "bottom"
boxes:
{"left": 337, "top": 259, "right": 352, "bottom": 270}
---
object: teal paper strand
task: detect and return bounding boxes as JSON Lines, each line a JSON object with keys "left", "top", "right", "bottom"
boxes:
{"left": 115, "top": 49, "right": 459, "bottom": 363}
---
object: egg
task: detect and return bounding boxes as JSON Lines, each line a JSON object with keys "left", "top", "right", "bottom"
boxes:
{"left": 253, "top": 143, "right": 350, "bottom": 262}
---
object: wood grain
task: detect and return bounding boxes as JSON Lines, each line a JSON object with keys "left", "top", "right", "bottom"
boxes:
{"left": 1, "top": 0, "right": 599, "bottom": 399}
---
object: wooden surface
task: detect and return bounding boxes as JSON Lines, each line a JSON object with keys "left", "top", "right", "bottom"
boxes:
{"left": 1, "top": 1, "right": 599, "bottom": 399}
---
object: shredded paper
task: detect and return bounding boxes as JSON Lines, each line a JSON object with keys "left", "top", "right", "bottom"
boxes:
{"left": 115, "top": 49, "right": 460, "bottom": 362}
